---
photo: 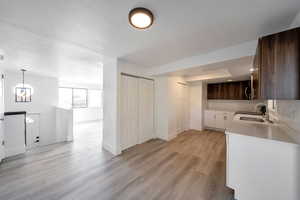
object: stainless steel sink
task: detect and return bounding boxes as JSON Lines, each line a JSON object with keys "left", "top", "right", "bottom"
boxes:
{"left": 239, "top": 117, "right": 265, "bottom": 123}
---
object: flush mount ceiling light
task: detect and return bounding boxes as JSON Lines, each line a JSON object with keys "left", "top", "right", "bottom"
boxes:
{"left": 129, "top": 7, "right": 154, "bottom": 29}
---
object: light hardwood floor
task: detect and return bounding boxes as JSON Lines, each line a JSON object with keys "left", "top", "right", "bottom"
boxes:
{"left": 0, "top": 130, "right": 233, "bottom": 200}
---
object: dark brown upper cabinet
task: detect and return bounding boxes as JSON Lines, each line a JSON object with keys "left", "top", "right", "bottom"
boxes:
{"left": 207, "top": 80, "right": 251, "bottom": 100}
{"left": 252, "top": 27, "right": 300, "bottom": 99}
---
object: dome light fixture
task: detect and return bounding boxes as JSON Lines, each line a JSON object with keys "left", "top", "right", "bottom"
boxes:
{"left": 129, "top": 7, "right": 154, "bottom": 29}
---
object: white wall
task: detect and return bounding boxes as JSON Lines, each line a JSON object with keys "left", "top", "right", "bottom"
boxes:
{"left": 189, "top": 82, "right": 206, "bottom": 131}
{"left": 155, "top": 77, "right": 169, "bottom": 140}
{"left": 73, "top": 107, "right": 102, "bottom": 123}
{"left": 4, "top": 71, "right": 59, "bottom": 146}
{"left": 167, "top": 76, "right": 189, "bottom": 139}
{"left": 154, "top": 76, "right": 190, "bottom": 141}
{"left": 103, "top": 58, "right": 119, "bottom": 155}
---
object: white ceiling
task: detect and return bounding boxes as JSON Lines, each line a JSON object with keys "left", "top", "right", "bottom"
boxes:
{"left": 0, "top": 22, "right": 103, "bottom": 85}
{"left": 0, "top": 0, "right": 299, "bottom": 81}
{"left": 168, "top": 56, "right": 253, "bottom": 83}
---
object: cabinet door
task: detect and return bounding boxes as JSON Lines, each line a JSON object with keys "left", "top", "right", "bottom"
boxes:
{"left": 252, "top": 39, "right": 261, "bottom": 99}
{"left": 204, "top": 110, "right": 216, "bottom": 128}
{"left": 207, "top": 84, "right": 219, "bottom": 99}
{"left": 224, "top": 112, "right": 234, "bottom": 129}
{"left": 260, "top": 34, "right": 276, "bottom": 99}
{"left": 274, "top": 28, "right": 300, "bottom": 99}
{"left": 259, "top": 27, "right": 300, "bottom": 99}
{"left": 215, "top": 111, "right": 225, "bottom": 129}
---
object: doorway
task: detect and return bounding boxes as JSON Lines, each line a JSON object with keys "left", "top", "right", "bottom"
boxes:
{"left": 58, "top": 87, "right": 103, "bottom": 149}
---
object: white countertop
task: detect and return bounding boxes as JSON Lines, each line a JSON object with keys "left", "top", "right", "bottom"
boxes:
{"left": 225, "top": 121, "right": 300, "bottom": 146}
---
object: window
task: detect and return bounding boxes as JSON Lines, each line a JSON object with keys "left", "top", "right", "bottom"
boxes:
{"left": 73, "top": 88, "right": 88, "bottom": 108}
{"left": 59, "top": 88, "right": 88, "bottom": 108}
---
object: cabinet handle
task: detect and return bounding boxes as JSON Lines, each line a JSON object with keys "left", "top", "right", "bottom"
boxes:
{"left": 245, "top": 87, "right": 249, "bottom": 99}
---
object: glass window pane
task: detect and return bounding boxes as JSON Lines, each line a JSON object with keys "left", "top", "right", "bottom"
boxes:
{"left": 73, "top": 88, "right": 88, "bottom": 108}
{"left": 59, "top": 88, "right": 72, "bottom": 109}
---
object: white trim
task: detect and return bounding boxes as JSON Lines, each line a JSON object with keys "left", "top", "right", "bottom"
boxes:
{"left": 5, "top": 146, "right": 26, "bottom": 158}
{"left": 103, "top": 142, "right": 119, "bottom": 156}
{"left": 168, "top": 132, "right": 178, "bottom": 141}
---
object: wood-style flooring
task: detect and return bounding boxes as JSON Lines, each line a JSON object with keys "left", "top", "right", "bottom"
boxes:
{"left": 0, "top": 130, "right": 233, "bottom": 200}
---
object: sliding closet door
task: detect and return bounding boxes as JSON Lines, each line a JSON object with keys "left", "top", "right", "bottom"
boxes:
{"left": 120, "top": 75, "right": 139, "bottom": 150}
{"left": 138, "top": 79, "right": 154, "bottom": 144}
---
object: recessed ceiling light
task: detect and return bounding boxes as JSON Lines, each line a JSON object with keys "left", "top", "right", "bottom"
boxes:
{"left": 227, "top": 79, "right": 233, "bottom": 82}
{"left": 129, "top": 7, "right": 154, "bottom": 29}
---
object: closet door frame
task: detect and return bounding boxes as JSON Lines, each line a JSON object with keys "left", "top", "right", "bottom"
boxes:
{"left": 120, "top": 73, "right": 155, "bottom": 151}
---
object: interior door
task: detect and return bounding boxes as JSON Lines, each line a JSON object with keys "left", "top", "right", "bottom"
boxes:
{"left": 120, "top": 75, "right": 139, "bottom": 150}
{"left": 0, "top": 74, "right": 5, "bottom": 162}
{"left": 138, "top": 78, "right": 154, "bottom": 144}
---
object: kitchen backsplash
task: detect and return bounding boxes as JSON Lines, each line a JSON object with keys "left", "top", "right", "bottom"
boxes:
{"left": 207, "top": 100, "right": 266, "bottom": 112}
{"left": 268, "top": 100, "right": 300, "bottom": 144}
{"left": 273, "top": 100, "right": 300, "bottom": 132}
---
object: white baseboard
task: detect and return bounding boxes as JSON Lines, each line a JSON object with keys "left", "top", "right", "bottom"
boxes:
{"left": 103, "top": 142, "right": 120, "bottom": 156}
{"left": 168, "top": 133, "right": 178, "bottom": 141}
{"left": 5, "top": 146, "right": 26, "bottom": 158}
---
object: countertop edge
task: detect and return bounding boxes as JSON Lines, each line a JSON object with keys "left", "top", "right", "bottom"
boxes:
{"left": 225, "top": 129, "right": 300, "bottom": 147}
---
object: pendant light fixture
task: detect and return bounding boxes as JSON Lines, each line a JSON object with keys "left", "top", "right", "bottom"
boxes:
{"left": 15, "top": 69, "right": 33, "bottom": 102}
{"left": 129, "top": 7, "right": 154, "bottom": 29}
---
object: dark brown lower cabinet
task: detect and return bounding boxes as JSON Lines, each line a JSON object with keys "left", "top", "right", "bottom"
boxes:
{"left": 207, "top": 80, "right": 251, "bottom": 100}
